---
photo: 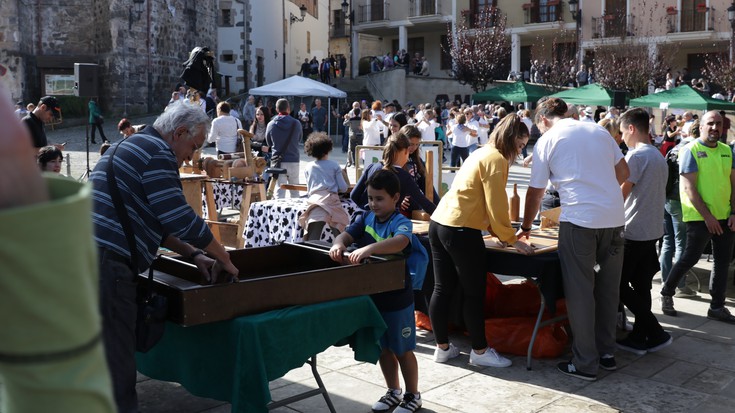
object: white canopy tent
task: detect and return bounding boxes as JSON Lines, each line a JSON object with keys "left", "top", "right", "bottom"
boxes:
{"left": 250, "top": 76, "right": 347, "bottom": 138}
{"left": 249, "top": 75, "right": 347, "bottom": 98}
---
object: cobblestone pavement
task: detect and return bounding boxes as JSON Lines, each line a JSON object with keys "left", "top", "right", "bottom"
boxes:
{"left": 46, "top": 116, "right": 157, "bottom": 179}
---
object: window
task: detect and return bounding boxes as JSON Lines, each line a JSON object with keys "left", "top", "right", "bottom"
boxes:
{"left": 220, "top": 9, "right": 233, "bottom": 27}
{"left": 221, "top": 52, "right": 236, "bottom": 63}
{"left": 440, "top": 35, "right": 451, "bottom": 70}
{"left": 307, "top": 31, "right": 311, "bottom": 54}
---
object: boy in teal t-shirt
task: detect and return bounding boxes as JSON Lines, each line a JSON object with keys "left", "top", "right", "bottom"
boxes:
{"left": 329, "top": 169, "right": 423, "bottom": 413}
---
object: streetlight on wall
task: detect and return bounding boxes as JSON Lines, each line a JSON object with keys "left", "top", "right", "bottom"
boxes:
{"left": 728, "top": 1, "right": 735, "bottom": 63}
{"left": 129, "top": 0, "right": 145, "bottom": 29}
{"left": 341, "top": 0, "right": 355, "bottom": 78}
{"left": 568, "top": 0, "right": 582, "bottom": 65}
{"left": 290, "top": 4, "right": 307, "bottom": 25}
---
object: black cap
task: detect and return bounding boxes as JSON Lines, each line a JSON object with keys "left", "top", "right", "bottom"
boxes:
{"left": 39, "top": 96, "right": 61, "bottom": 119}
{"left": 15, "top": 101, "right": 23, "bottom": 106}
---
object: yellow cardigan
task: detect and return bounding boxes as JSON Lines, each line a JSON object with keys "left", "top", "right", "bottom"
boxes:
{"left": 431, "top": 145, "right": 517, "bottom": 244}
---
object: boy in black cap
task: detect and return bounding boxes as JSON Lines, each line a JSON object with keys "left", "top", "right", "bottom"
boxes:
{"left": 22, "top": 96, "right": 64, "bottom": 149}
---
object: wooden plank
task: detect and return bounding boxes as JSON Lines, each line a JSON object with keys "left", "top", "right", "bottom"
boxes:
{"left": 425, "top": 150, "right": 434, "bottom": 202}
{"left": 483, "top": 235, "right": 558, "bottom": 254}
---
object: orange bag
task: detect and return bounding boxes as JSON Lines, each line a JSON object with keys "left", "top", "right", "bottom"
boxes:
{"left": 485, "top": 317, "right": 569, "bottom": 358}
{"left": 415, "top": 311, "right": 432, "bottom": 331}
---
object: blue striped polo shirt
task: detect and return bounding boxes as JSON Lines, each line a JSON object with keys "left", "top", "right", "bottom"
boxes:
{"left": 91, "top": 126, "right": 213, "bottom": 272}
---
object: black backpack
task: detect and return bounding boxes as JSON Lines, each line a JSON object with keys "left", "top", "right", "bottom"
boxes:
{"left": 665, "top": 145, "right": 680, "bottom": 198}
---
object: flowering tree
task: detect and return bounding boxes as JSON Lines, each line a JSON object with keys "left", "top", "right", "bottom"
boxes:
{"left": 591, "top": 1, "right": 679, "bottom": 98}
{"left": 444, "top": 7, "right": 511, "bottom": 93}
{"left": 531, "top": 25, "right": 578, "bottom": 92}
{"left": 703, "top": 53, "right": 735, "bottom": 97}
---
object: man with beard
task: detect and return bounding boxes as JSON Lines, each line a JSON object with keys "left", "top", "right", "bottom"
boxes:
{"left": 660, "top": 111, "right": 735, "bottom": 322}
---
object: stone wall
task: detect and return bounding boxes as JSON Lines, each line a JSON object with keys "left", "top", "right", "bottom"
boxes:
{"left": 0, "top": 0, "right": 218, "bottom": 116}
{"left": 364, "top": 69, "right": 476, "bottom": 106}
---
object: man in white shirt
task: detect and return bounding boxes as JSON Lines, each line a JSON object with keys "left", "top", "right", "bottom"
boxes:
{"left": 463, "top": 108, "right": 482, "bottom": 152}
{"left": 417, "top": 109, "right": 439, "bottom": 141}
{"left": 580, "top": 107, "right": 596, "bottom": 123}
{"left": 475, "top": 110, "right": 491, "bottom": 145}
{"left": 519, "top": 97, "right": 629, "bottom": 381}
{"left": 680, "top": 112, "right": 694, "bottom": 138}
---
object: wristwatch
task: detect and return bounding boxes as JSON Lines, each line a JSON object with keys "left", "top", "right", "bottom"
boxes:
{"left": 189, "top": 249, "right": 205, "bottom": 259}
{"left": 520, "top": 225, "right": 532, "bottom": 232}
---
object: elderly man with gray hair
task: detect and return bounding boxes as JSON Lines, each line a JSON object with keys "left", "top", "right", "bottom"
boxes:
{"left": 90, "top": 101, "right": 238, "bottom": 413}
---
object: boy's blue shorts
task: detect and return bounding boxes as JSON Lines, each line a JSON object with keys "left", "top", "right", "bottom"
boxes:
{"left": 379, "top": 303, "right": 416, "bottom": 356}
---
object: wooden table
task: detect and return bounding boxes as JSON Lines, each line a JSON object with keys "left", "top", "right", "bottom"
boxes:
{"left": 180, "top": 172, "right": 208, "bottom": 216}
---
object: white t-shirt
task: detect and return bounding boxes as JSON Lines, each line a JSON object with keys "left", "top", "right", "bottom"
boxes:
{"left": 681, "top": 120, "right": 694, "bottom": 137}
{"left": 476, "top": 117, "right": 491, "bottom": 145}
{"left": 529, "top": 118, "right": 625, "bottom": 228}
{"left": 465, "top": 119, "right": 481, "bottom": 146}
{"left": 362, "top": 119, "right": 382, "bottom": 146}
{"left": 418, "top": 119, "right": 438, "bottom": 141}
{"left": 371, "top": 110, "right": 387, "bottom": 136}
{"left": 207, "top": 115, "right": 242, "bottom": 153}
{"left": 450, "top": 124, "right": 474, "bottom": 148}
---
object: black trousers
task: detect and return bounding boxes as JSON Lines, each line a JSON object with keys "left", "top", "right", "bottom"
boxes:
{"left": 661, "top": 220, "right": 734, "bottom": 309}
{"left": 450, "top": 146, "right": 469, "bottom": 167}
{"left": 98, "top": 248, "right": 140, "bottom": 413}
{"left": 90, "top": 122, "right": 108, "bottom": 142}
{"left": 620, "top": 239, "right": 666, "bottom": 342}
{"left": 428, "top": 221, "right": 488, "bottom": 350}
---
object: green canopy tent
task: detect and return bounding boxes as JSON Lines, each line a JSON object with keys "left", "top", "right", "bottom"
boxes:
{"left": 472, "top": 81, "right": 552, "bottom": 103}
{"left": 629, "top": 84, "right": 735, "bottom": 111}
{"left": 549, "top": 83, "right": 625, "bottom": 106}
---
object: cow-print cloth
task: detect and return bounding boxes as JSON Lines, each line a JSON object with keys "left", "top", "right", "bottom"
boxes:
{"left": 201, "top": 182, "right": 245, "bottom": 219}
{"left": 244, "top": 197, "right": 362, "bottom": 247}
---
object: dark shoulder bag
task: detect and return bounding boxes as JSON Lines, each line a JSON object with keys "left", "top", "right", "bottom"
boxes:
{"left": 107, "top": 143, "right": 168, "bottom": 353}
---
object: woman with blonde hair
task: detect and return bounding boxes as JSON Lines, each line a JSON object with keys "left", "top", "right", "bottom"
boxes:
{"left": 429, "top": 114, "right": 532, "bottom": 368}
{"left": 598, "top": 117, "right": 622, "bottom": 146}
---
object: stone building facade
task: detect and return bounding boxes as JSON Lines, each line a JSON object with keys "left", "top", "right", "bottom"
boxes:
{"left": 0, "top": 0, "right": 217, "bottom": 116}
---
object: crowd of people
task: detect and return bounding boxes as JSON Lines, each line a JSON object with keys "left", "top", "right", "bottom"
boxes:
{"left": 4, "top": 68, "right": 735, "bottom": 413}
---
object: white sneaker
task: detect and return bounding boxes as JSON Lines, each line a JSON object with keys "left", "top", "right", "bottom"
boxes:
{"left": 433, "top": 343, "right": 460, "bottom": 363}
{"left": 469, "top": 347, "right": 512, "bottom": 368}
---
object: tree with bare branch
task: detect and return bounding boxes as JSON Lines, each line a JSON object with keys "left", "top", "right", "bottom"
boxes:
{"left": 591, "top": 1, "right": 679, "bottom": 99}
{"left": 703, "top": 53, "right": 735, "bottom": 98}
{"left": 531, "top": 25, "right": 578, "bottom": 93}
{"left": 444, "top": 7, "right": 511, "bottom": 93}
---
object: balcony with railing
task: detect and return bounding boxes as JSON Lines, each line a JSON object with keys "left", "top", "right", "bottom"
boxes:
{"left": 460, "top": 7, "right": 501, "bottom": 28}
{"left": 522, "top": 1, "right": 562, "bottom": 24}
{"left": 665, "top": 5, "right": 715, "bottom": 33}
{"left": 410, "top": 0, "right": 440, "bottom": 17}
{"left": 331, "top": 25, "right": 349, "bottom": 37}
{"left": 591, "top": 14, "right": 635, "bottom": 39}
{"left": 357, "top": 1, "right": 389, "bottom": 23}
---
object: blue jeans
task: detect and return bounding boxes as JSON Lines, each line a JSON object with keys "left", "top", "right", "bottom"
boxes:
{"left": 661, "top": 220, "right": 734, "bottom": 309}
{"left": 659, "top": 199, "right": 686, "bottom": 288}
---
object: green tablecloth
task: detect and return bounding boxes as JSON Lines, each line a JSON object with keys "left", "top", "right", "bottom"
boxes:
{"left": 135, "top": 296, "right": 386, "bottom": 413}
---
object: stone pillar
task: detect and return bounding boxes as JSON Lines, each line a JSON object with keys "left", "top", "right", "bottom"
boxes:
{"left": 398, "top": 25, "right": 407, "bottom": 51}
{"left": 511, "top": 33, "right": 521, "bottom": 75}
{"left": 351, "top": 29, "right": 360, "bottom": 78}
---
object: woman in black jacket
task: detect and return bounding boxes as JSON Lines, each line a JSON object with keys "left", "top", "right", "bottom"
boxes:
{"left": 350, "top": 132, "right": 438, "bottom": 215}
